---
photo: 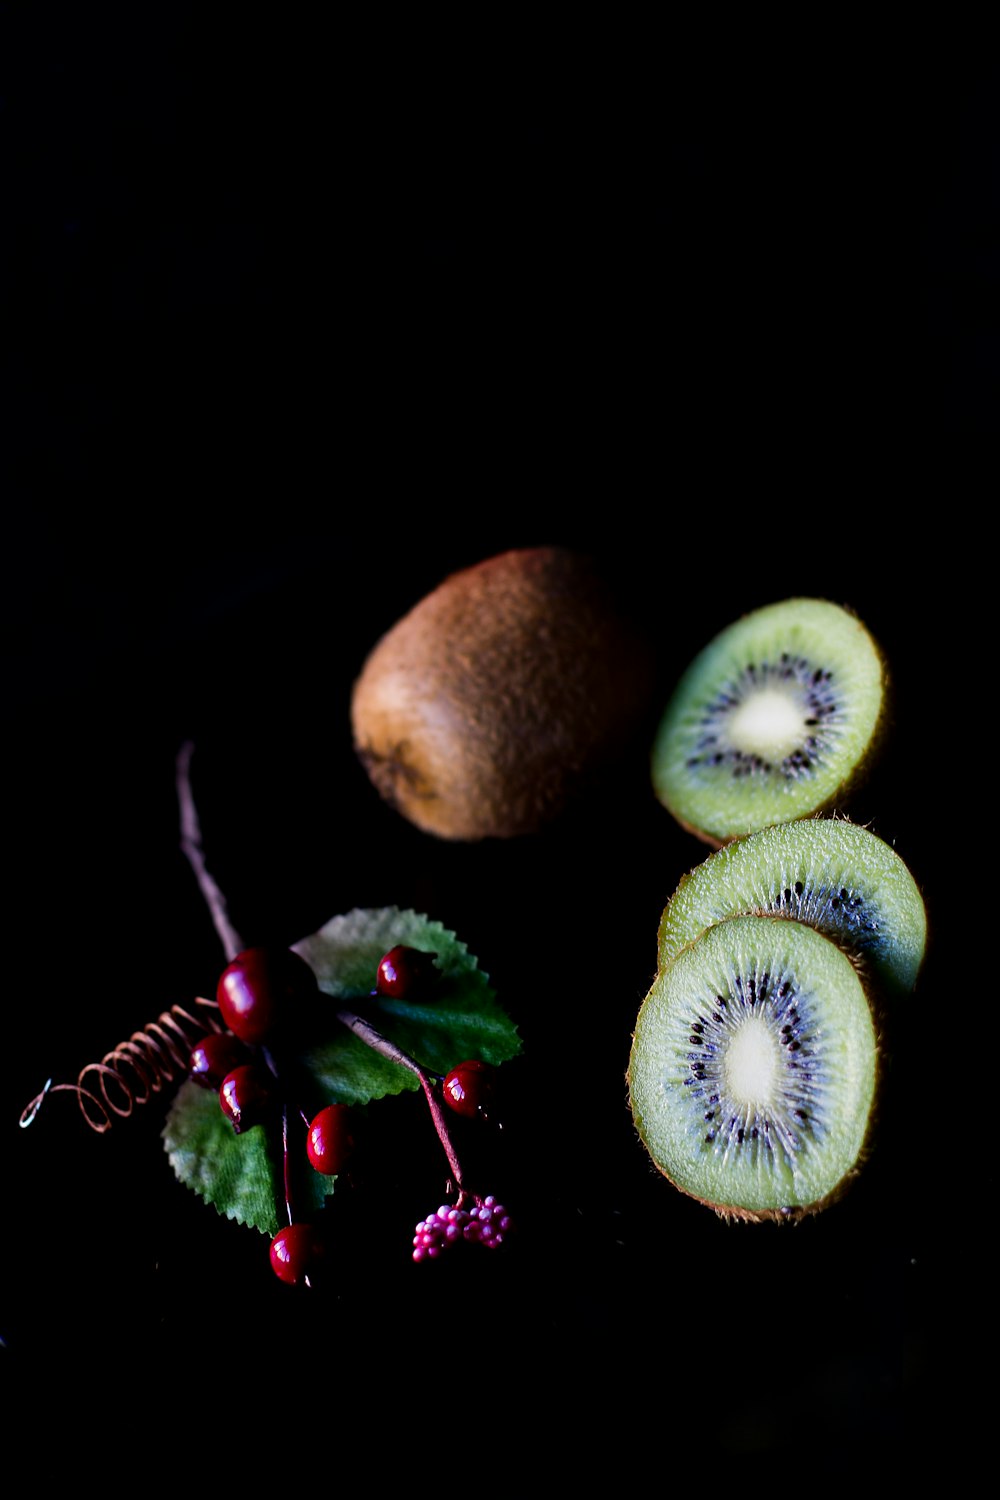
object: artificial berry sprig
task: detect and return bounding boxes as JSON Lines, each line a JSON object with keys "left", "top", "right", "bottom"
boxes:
{"left": 184, "top": 731, "right": 512, "bottom": 1283}
{"left": 20, "top": 741, "right": 519, "bottom": 1286}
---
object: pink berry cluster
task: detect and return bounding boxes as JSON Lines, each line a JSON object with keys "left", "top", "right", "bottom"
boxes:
{"left": 412, "top": 1196, "right": 513, "bottom": 1261}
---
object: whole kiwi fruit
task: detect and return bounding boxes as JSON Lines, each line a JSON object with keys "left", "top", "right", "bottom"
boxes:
{"left": 350, "top": 546, "right": 657, "bottom": 840}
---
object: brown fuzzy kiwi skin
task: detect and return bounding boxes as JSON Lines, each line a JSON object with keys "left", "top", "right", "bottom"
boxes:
{"left": 350, "top": 546, "right": 658, "bottom": 841}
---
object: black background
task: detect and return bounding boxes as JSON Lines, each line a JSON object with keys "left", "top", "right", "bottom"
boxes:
{"left": 2, "top": 12, "right": 989, "bottom": 1460}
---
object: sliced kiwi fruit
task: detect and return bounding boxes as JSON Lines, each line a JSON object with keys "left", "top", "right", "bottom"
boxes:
{"left": 651, "top": 597, "right": 888, "bottom": 846}
{"left": 350, "top": 546, "right": 657, "bottom": 841}
{"left": 628, "top": 913, "right": 879, "bottom": 1221}
{"left": 657, "top": 817, "right": 926, "bottom": 998}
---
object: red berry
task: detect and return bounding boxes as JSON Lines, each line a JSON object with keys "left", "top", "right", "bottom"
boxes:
{"left": 306, "top": 1104, "right": 355, "bottom": 1176}
{"left": 216, "top": 946, "right": 318, "bottom": 1045}
{"left": 219, "top": 1063, "right": 273, "bottom": 1133}
{"left": 375, "top": 945, "right": 439, "bottom": 999}
{"left": 442, "top": 1059, "right": 496, "bottom": 1119}
{"left": 189, "top": 1032, "right": 248, "bottom": 1089}
{"left": 270, "top": 1223, "right": 326, "bottom": 1286}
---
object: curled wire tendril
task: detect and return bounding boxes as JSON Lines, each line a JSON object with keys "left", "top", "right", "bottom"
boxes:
{"left": 19, "top": 996, "right": 226, "bottom": 1133}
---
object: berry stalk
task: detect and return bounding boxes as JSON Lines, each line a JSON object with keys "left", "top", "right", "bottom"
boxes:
{"left": 260, "top": 1044, "right": 312, "bottom": 1225}
{"left": 333, "top": 1004, "right": 466, "bottom": 1193}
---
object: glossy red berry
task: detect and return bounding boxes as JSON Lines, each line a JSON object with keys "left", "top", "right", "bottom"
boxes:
{"left": 189, "top": 1032, "right": 248, "bottom": 1089}
{"left": 270, "top": 1222, "right": 326, "bottom": 1286}
{"left": 216, "top": 946, "right": 318, "bottom": 1045}
{"left": 219, "top": 1063, "right": 273, "bottom": 1133}
{"left": 306, "top": 1104, "right": 355, "bottom": 1176}
{"left": 375, "top": 945, "right": 439, "bottom": 999}
{"left": 442, "top": 1059, "right": 496, "bottom": 1119}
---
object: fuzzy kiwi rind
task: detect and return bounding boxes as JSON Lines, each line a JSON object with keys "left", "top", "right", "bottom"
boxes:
{"left": 628, "top": 914, "right": 879, "bottom": 1222}
{"left": 657, "top": 817, "right": 926, "bottom": 1000}
{"left": 651, "top": 597, "right": 889, "bottom": 848}
{"left": 350, "top": 545, "right": 657, "bottom": 841}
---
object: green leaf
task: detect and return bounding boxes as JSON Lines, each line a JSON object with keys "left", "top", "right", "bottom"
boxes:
{"left": 163, "top": 908, "right": 521, "bottom": 1233}
{"left": 294, "top": 907, "right": 521, "bottom": 1102}
{"left": 163, "top": 1083, "right": 332, "bottom": 1237}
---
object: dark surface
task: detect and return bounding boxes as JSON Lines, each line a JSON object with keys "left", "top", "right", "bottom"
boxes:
{"left": 2, "top": 18, "right": 986, "bottom": 1455}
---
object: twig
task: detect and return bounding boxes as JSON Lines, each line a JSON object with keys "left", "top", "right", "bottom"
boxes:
{"left": 335, "top": 1005, "right": 467, "bottom": 1194}
{"left": 176, "top": 740, "right": 244, "bottom": 962}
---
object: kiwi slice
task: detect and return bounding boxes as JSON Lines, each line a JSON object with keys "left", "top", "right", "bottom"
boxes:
{"left": 628, "top": 914, "right": 878, "bottom": 1221}
{"left": 651, "top": 598, "right": 887, "bottom": 846}
{"left": 657, "top": 817, "right": 926, "bottom": 997}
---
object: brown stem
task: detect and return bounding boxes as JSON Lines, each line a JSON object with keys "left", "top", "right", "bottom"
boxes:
{"left": 176, "top": 740, "right": 245, "bottom": 962}
{"left": 335, "top": 1006, "right": 466, "bottom": 1194}
{"left": 262, "top": 1044, "right": 311, "bottom": 1226}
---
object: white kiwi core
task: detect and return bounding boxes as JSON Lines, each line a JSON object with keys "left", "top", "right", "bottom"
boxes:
{"left": 650, "top": 596, "right": 886, "bottom": 844}
{"left": 727, "top": 689, "right": 805, "bottom": 759}
{"left": 723, "top": 1019, "right": 780, "bottom": 1105}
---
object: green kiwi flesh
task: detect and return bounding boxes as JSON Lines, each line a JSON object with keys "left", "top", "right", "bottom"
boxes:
{"left": 651, "top": 598, "right": 887, "bottom": 846}
{"left": 657, "top": 817, "right": 926, "bottom": 997}
{"left": 350, "top": 546, "right": 656, "bottom": 841}
{"left": 628, "top": 914, "right": 878, "bottom": 1221}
